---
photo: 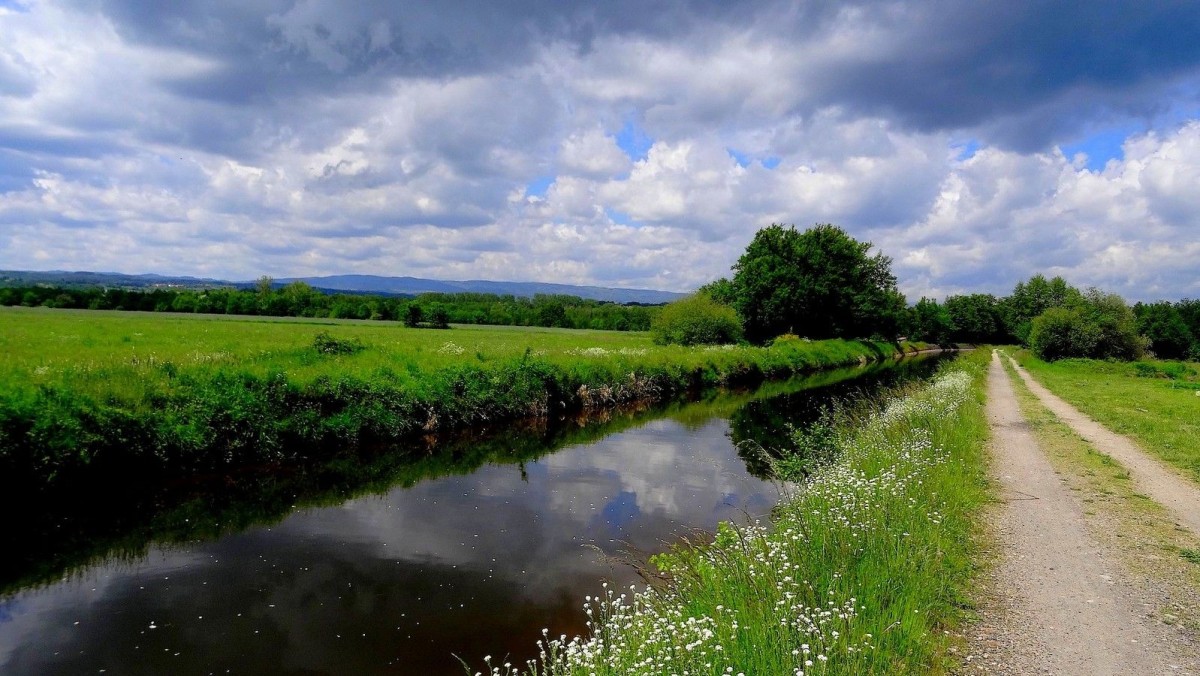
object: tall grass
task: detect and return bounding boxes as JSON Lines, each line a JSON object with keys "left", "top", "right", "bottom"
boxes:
{"left": 475, "top": 352, "right": 989, "bottom": 675}
{"left": 0, "top": 308, "right": 929, "bottom": 492}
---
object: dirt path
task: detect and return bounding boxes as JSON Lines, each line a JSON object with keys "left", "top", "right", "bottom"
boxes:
{"left": 971, "top": 351, "right": 1191, "bottom": 674}
{"left": 1005, "top": 355, "right": 1200, "bottom": 535}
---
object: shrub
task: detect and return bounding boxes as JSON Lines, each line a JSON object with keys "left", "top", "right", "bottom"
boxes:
{"left": 1029, "top": 291, "right": 1148, "bottom": 362}
{"left": 1029, "top": 308, "right": 1098, "bottom": 361}
{"left": 428, "top": 305, "right": 451, "bottom": 329}
{"left": 651, "top": 294, "right": 743, "bottom": 346}
{"left": 403, "top": 304, "right": 423, "bottom": 328}
{"left": 312, "top": 331, "right": 365, "bottom": 355}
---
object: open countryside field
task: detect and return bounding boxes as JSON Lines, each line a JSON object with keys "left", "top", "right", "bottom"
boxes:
{"left": 0, "top": 306, "right": 928, "bottom": 493}
{"left": 0, "top": 306, "right": 923, "bottom": 401}
{"left": 1014, "top": 352, "right": 1200, "bottom": 481}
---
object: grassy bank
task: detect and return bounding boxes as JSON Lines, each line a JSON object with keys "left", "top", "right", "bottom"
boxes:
{"left": 1013, "top": 352, "right": 1200, "bottom": 482}
{"left": 4, "top": 359, "right": 947, "bottom": 597}
{"left": 0, "top": 307, "right": 928, "bottom": 493}
{"left": 480, "top": 351, "right": 989, "bottom": 675}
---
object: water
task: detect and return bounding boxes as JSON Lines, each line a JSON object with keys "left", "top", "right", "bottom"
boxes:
{"left": 0, "top": 356, "right": 944, "bottom": 675}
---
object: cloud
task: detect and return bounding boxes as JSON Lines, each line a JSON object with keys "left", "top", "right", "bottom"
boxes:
{"left": 882, "top": 121, "right": 1200, "bottom": 301}
{"left": 0, "top": 1, "right": 1199, "bottom": 300}
{"left": 557, "top": 127, "right": 629, "bottom": 178}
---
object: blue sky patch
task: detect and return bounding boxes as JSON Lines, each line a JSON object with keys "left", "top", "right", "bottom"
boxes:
{"left": 615, "top": 118, "right": 653, "bottom": 162}
{"left": 954, "top": 139, "right": 982, "bottom": 161}
{"left": 729, "top": 149, "right": 781, "bottom": 169}
{"left": 1061, "top": 126, "right": 1139, "bottom": 171}
{"left": 604, "top": 207, "right": 634, "bottom": 225}
{"left": 524, "top": 175, "right": 554, "bottom": 198}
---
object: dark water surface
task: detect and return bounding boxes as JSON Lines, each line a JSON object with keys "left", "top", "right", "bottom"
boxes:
{"left": 0, "top": 356, "right": 944, "bottom": 675}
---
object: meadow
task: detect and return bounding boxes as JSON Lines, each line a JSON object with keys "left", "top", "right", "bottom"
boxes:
{"left": 1013, "top": 352, "right": 1200, "bottom": 481}
{"left": 483, "top": 350, "right": 990, "bottom": 675}
{"left": 0, "top": 307, "right": 927, "bottom": 494}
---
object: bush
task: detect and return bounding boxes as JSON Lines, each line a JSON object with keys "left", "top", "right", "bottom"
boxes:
{"left": 428, "top": 305, "right": 451, "bottom": 329}
{"left": 1029, "top": 308, "right": 1098, "bottom": 361}
{"left": 312, "top": 331, "right": 365, "bottom": 355}
{"left": 651, "top": 294, "right": 743, "bottom": 346}
{"left": 1029, "top": 290, "right": 1148, "bottom": 362}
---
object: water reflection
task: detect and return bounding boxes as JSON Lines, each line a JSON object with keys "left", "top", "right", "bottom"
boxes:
{"left": 0, "top": 356, "right": 945, "bottom": 675}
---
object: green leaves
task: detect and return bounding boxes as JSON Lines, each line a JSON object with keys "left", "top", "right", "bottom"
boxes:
{"left": 731, "top": 224, "right": 903, "bottom": 343}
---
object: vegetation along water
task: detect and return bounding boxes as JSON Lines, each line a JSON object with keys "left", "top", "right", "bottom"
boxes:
{"left": 486, "top": 350, "right": 989, "bottom": 675}
{"left": 0, "top": 351, "right": 949, "bottom": 675}
{"left": 0, "top": 306, "right": 929, "bottom": 499}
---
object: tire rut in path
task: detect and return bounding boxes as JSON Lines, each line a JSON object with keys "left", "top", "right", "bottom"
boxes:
{"left": 1005, "top": 355, "right": 1200, "bottom": 536}
{"left": 979, "top": 351, "right": 1191, "bottom": 674}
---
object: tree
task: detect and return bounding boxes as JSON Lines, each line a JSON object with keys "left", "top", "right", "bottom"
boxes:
{"left": 404, "top": 304, "right": 423, "bottom": 328}
{"left": 697, "top": 278, "right": 737, "bottom": 306}
{"left": 731, "top": 224, "right": 903, "bottom": 343}
{"left": 1029, "top": 289, "right": 1146, "bottom": 361}
{"left": 534, "top": 297, "right": 567, "bottom": 328}
{"left": 1135, "top": 301, "right": 1194, "bottom": 360}
{"left": 651, "top": 294, "right": 742, "bottom": 346}
{"left": 280, "top": 281, "right": 320, "bottom": 317}
{"left": 904, "top": 297, "right": 953, "bottom": 344}
{"left": 944, "top": 293, "right": 1003, "bottom": 344}
{"left": 1003, "top": 274, "right": 1082, "bottom": 344}
{"left": 1175, "top": 299, "right": 1200, "bottom": 359}
{"left": 429, "top": 305, "right": 451, "bottom": 329}
{"left": 1082, "top": 289, "right": 1146, "bottom": 361}
{"left": 1029, "top": 307, "right": 1099, "bottom": 361}
{"left": 255, "top": 275, "right": 274, "bottom": 295}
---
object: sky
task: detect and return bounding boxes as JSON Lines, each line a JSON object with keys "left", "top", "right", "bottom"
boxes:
{"left": 1, "top": 0, "right": 1199, "bottom": 301}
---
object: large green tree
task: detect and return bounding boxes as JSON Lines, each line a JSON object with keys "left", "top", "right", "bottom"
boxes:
{"left": 904, "top": 297, "right": 953, "bottom": 344}
{"left": 1003, "top": 274, "right": 1082, "bottom": 344}
{"left": 731, "top": 223, "right": 904, "bottom": 342}
{"left": 943, "top": 293, "right": 1005, "bottom": 344}
{"left": 1134, "top": 301, "right": 1194, "bottom": 360}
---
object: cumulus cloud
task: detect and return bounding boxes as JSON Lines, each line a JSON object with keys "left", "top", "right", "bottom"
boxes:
{"left": 0, "top": 0, "right": 1199, "bottom": 299}
{"left": 557, "top": 128, "right": 629, "bottom": 178}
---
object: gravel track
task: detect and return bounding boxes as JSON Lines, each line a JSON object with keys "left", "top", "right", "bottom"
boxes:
{"left": 967, "top": 351, "right": 1193, "bottom": 675}
{"left": 1006, "top": 354, "right": 1200, "bottom": 535}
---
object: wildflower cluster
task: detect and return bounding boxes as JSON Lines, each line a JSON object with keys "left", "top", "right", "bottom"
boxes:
{"left": 563, "top": 347, "right": 650, "bottom": 358}
{"left": 484, "top": 361, "right": 984, "bottom": 675}
{"left": 437, "top": 341, "right": 465, "bottom": 355}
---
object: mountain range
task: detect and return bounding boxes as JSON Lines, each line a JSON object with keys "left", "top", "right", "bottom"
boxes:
{"left": 0, "top": 270, "right": 685, "bottom": 305}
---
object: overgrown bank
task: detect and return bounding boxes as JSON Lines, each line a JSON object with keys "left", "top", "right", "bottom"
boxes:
{"left": 484, "top": 352, "right": 989, "bottom": 675}
{"left": 0, "top": 309, "right": 932, "bottom": 496}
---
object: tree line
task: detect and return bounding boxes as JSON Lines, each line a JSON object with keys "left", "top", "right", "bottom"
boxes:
{"left": 0, "top": 281, "right": 656, "bottom": 332}
{"left": 899, "top": 276, "right": 1200, "bottom": 361}
{"left": 657, "top": 223, "right": 1200, "bottom": 362}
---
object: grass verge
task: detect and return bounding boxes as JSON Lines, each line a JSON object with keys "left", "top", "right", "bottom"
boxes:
{"left": 999, "top": 354, "right": 1200, "bottom": 635}
{"left": 472, "top": 351, "right": 990, "bottom": 675}
{"left": 0, "top": 307, "right": 930, "bottom": 493}
{"left": 1013, "top": 351, "right": 1200, "bottom": 482}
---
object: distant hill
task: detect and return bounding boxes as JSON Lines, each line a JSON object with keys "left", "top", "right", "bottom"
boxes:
{"left": 0, "top": 270, "right": 226, "bottom": 288}
{"left": 278, "top": 274, "right": 685, "bottom": 304}
{"left": 0, "top": 270, "right": 685, "bottom": 305}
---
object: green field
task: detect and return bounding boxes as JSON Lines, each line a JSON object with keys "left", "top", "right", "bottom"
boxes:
{"left": 0, "top": 307, "right": 658, "bottom": 401}
{"left": 0, "top": 307, "right": 927, "bottom": 492}
{"left": 1014, "top": 352, "right": 1200, "bottom": 481}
